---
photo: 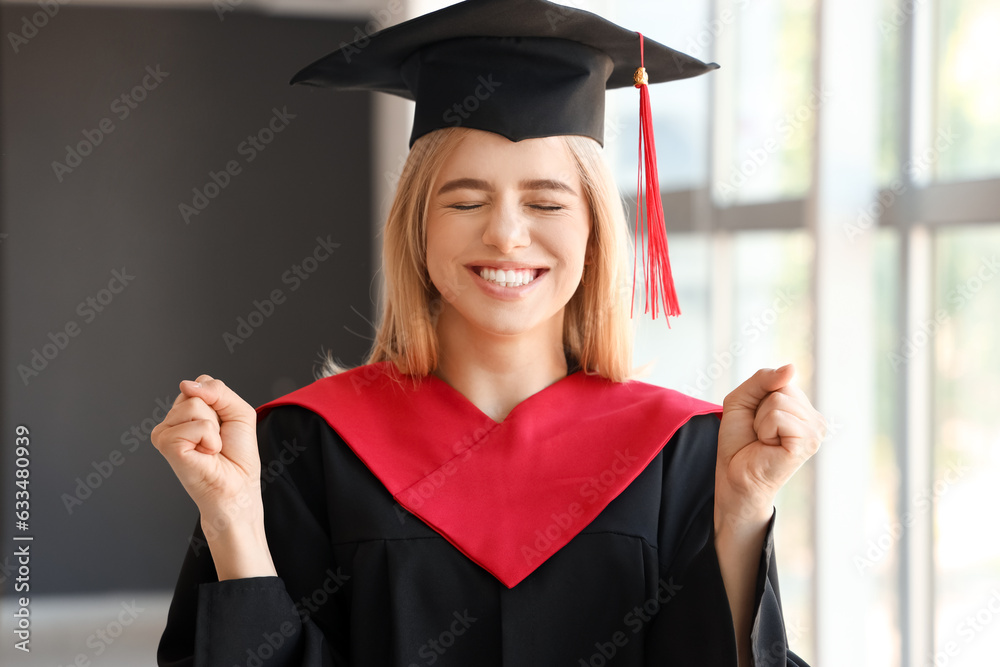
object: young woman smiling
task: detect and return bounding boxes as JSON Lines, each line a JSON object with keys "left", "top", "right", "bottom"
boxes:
{"left": 152, "top": 2, "right": 824, "bottom": 665}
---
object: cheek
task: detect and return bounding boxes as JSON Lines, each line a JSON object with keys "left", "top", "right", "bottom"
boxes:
{"left": 424, "top": 229, "right": 447, "bottom": 291}
{"left": 425, "top": 217, "right": 469, "bottom": 297}
{"left": 547, "top": 219, "right": 590, "bottom": 276}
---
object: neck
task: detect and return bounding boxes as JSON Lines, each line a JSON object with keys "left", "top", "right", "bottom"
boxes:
{"left": 434, "top": 308, "right": 569, "bottom": 422}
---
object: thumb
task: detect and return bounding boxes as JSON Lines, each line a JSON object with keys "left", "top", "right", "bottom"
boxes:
{"left": 724, "top": 364, "right": 796, "bottom": 413}
{"left": 180, "top": 375, "right": 257, "bottom": 427}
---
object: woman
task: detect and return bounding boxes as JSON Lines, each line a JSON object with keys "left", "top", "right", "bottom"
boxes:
{"left": 153, "top": 1, "right": 824, "bottom": 665}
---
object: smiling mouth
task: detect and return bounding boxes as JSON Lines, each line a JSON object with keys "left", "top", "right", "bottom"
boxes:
{"left": 470, "top": 266, "right": 546, "bottom": 288}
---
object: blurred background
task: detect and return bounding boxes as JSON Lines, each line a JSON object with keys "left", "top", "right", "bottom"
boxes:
{"left": 1, "top": 0, "right": 998, "bottom": 665}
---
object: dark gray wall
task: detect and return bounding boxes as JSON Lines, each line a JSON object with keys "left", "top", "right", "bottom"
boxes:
{"left": 1, "top": 4, "right": 375, "bottom": 594}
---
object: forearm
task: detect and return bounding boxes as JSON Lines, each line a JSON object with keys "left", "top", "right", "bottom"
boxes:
{"left": 202, "top": 515, "right": 278, "bottom": 580}
{"left": 714, "top": 503, "right": 772, "bottom": 667}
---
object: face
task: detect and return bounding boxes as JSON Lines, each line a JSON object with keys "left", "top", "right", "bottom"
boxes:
{"left": 425, "top": 130, "right": 591, "bottom": 339}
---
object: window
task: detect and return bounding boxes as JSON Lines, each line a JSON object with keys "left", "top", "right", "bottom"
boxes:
{"left": 600, "top": 0, "right": 1000, "bottom": 665}
{"left": 375, "top": 2, "right": 1000, "bottom": 664}
{"left": 932, "top": 224, "right": 1000, "bottom": 665}
{"left": 934, "top": 0, "right": 1000, "bottom": 181}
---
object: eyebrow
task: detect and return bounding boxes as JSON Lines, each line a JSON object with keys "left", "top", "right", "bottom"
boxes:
{"left": 435, "top": 178, "right": 577, "bottom": 196}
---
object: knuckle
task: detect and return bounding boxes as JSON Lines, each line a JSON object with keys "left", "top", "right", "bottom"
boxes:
{"left": 195, "top": 416, "right": 221, "bottom": 432}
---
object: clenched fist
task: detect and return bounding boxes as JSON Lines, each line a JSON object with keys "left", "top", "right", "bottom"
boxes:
{"left": 151, "top": 375, "right": 276, "bottom": 579}
{"left": 716, "top": 364, "right": 826, "bottom": 530}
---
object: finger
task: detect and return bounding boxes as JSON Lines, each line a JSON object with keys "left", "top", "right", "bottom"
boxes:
{"left": 753, "top": 392, "right": 786, "bottom": 436}
{"left": 152, "top": 419, "right": 224, "bottom": 459}
{"left": 753, "top": 390, "right": 815, "bottom": 435}
{"left": 754, "top": 408, "right": 809, "bottom": 447}
{"left": 724, "top": 364, "right": 796, "bottom": 413}
{"left": 159, "top": 396, "right": 220, "bottom": 429}
{"left": 765, "top": 385, "right": 828, "bottom": 443}
{"left": 180, "top": 375, "right": 256, "bottom": 426}
{"left": 771, "top": 382, "right": 812, "bottom": 407}
{"left": 173, "top": 378, "right": 209, "bottom": 405}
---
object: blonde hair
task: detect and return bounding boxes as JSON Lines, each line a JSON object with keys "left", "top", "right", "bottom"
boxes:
{"left": 318, "top": 127, "right": 634, "bottom": 382}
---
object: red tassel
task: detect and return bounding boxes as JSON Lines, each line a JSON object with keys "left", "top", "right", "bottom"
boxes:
{"left": 631, "top": 33, "right": 680, "bottom": 322}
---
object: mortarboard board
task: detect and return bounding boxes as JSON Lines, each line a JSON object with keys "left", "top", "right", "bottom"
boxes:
{"left": 289, "top": 0, "right": 719, "bottom": 320}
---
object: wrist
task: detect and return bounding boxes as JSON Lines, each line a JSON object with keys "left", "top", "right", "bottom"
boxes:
{"left": 202, "top": 517, "right": 277, "bottom": 580}
{"left": 714, "top": 498, "right": 773, "bottom": 538}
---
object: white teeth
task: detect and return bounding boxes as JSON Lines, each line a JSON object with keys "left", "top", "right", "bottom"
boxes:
{"left": 477, "top": 267, "right": 539, "bottom": 287}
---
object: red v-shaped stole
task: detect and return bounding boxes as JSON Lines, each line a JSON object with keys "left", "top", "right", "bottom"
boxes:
{"left": 256, "top": 362, "right": 722, "bottom": 588}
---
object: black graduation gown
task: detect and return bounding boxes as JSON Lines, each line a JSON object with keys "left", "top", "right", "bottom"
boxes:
{"left": 156, "top": 396, "right": 809, "bottom": 666}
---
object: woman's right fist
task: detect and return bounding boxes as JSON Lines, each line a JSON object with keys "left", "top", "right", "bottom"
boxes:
{"left": 151, "top": 375, "right": 264, "bottom": 536}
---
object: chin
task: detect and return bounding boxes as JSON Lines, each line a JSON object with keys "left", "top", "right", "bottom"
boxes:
{"left": 466, "top": 305, "right": 547, "bottom": 337}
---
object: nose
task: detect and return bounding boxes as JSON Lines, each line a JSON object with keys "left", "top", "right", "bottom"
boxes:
{"left": 481, "top": 197, "right": 530, "bottom": 254}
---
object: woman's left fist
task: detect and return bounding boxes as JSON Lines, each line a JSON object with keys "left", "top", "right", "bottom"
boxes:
{"left": 715, "top": 364, "right": 826, "bottom": 530}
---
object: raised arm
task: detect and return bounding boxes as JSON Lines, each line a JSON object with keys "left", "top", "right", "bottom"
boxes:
{"left": 154, "top": 387, "right": 346, "bottom": 666}
{"left": 151, "top": 375, "right": 277, "bottom": 580}
{"left": 715, "top": 365, "right": 825, "bottom": 666}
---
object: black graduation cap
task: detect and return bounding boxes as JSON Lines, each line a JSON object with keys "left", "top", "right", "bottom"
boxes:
{"left": 289, "top": 0, "right": 719, "bottom": 319}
